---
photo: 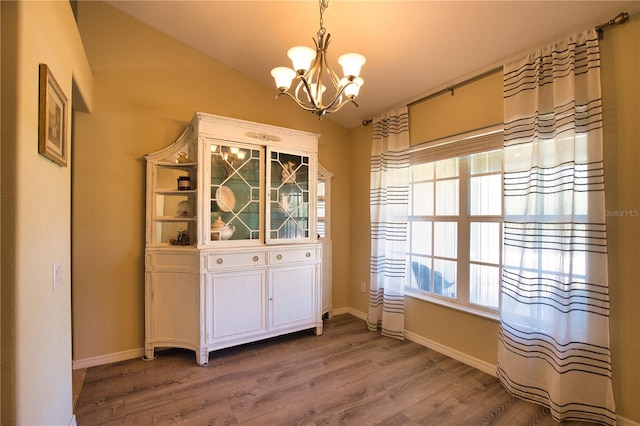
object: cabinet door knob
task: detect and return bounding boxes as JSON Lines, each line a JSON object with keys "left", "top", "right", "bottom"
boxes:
{"left": 253, "top": 255, "right": 259, "bottom": 262}
{"left": 216, "top": 258, "right": 223, "bottom": 264}
{"left": 277, "top": 254, "right": 282, "bottom": 260}
{"left": 306, "top": 252, "right": 311, "bottom": 257}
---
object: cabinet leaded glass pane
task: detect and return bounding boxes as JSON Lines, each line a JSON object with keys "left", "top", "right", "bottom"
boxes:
{"left": 210, "top": 144, "right": 261, "bottom": 241}
{"left": 270, "top": 152, "right": 310, "bottom": 240}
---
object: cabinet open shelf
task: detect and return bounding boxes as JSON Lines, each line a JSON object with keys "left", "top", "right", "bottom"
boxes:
{"left": 153, "top": 216, "right": 197, "bottom": 221}
{"left": 157, "top": 162, "right": 197, "bottom": 167}
{"left": 155, "top": 189, "right": 197, "bottom": 194}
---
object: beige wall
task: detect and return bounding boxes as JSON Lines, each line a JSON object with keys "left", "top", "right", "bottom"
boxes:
{"left": 600, "top": 17, "right": 640, "bottom": 422}
{"left": 347, "top": 19, "right": 640, "bottom": 423}
{"left": 347, "top": 123, "right": 373, "bottom": 312}
{"left": 409, "top": 70, "right": 503, "bottom": 144}
{"left": 72, "top": 2, "right": 351, "bottom": 360}
{"left": 1, "top": 1, "right": 92, "bottom": 424}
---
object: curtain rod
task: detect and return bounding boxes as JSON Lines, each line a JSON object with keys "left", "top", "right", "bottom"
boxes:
{"left": 407, "top": 66, "right": 503, "bottom": 107}
{"left": 362, "top": 11, "right": 630, "bottom": 127}
{"left": 595, "top": 12, "right": 629, "bottom": 39}
{"left": 362, "top": 66, "right": 502, "bottom": 126}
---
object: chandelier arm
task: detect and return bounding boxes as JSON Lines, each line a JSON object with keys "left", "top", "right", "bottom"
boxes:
{"left": 295, "top": 75, "right": 322, "bottom": 110}
{"left": 320, "top": 35, "right": 342, "bottom": 90}
{"left": 275, "top": 91, "right": 320, "bottom": 113}
{"left": 316, "top": 58, "right": 325, "bottom": 107}
{"left": 309, "top": 36, "right": 322, "bottom": 71}
{"left": 326, "top": 96, "right": 359, "bottom": 114}
{"left": 322, "top": 82, "right": 355, "bottom": 112}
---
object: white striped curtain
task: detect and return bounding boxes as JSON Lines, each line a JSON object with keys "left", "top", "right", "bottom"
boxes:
{"left": 498, "top": 29, "right": 616, "bottom": 424}
{"left": 367, "top": 107, "right": 410, "bottom": 340}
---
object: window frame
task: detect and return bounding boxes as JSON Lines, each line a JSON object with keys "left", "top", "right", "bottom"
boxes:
{"left": 317, "top": 163, "right": 334, "bottom": 240}
{"left": 404, "top": 126, "right": 504, "bottom": 321}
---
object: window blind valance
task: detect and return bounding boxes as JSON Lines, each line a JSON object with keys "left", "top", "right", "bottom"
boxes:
{"left": 410, "top": 125, "right": 503, "bottom": 165}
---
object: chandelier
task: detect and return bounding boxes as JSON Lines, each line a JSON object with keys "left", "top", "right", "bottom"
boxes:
{"left": 270, "top": 0, "right": 365, "bottom": 119}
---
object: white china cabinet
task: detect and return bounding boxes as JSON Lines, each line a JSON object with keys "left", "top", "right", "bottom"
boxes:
{"left": 144, "top": 112, "right": 323, "bottom": 365}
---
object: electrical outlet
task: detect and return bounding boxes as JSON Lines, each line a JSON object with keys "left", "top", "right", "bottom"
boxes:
{"left": 360, "top": 281, "right": 366, "bottom": 293}
{"left": 53, "top": 262, "right": 63, "bottom": 290}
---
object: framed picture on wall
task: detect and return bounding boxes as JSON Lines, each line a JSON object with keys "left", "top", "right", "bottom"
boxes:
{"left": 38, "top": 64, "right": 68, "bottom": 167}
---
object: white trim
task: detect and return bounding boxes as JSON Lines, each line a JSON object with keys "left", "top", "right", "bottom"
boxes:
{"left": 404, "top": 330, "right": 496, "bottom": 377}
{"left": 405, "top": 291, "right": 500, "bottom": 322}
{"left": 69, "top": 414, "right": 77, "bottom": 426}
{"left": 410, "top": 124, "right": 503, "bottom": 154}
{"left": 72, "top": 347, "right": 144, "bottom": 369}
{"left": 333, "top": 308, "right": 495, "bottom": 377}
{"left": 330, "top": 306, "right": 366, "bottom": 321}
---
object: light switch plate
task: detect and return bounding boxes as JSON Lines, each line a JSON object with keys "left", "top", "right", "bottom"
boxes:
{"left": 53, "top": 261, "right": 63, "bottom": 290}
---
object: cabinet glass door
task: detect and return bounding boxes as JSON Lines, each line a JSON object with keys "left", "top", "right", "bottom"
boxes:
{"left": 268, "top": 150, "right": 311, "bottom": 242}
{"left": 209, "top": 141, "right": 263, "bottom": 243}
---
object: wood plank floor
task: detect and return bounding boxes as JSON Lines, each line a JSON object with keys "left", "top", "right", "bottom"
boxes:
{"left": 75, "top": 314, "right": 592, "bottom": 425}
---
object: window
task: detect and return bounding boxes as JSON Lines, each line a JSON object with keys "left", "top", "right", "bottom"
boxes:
{"left": 405, "top": 128, "right": 503, "bottom": 317}
{"left": 317, "top": 164, "right": 333, "bottom": 240}
{"left": 317, "top": 179, "right": 327, "bottom": 238}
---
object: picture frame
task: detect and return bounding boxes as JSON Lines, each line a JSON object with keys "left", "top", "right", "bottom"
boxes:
{"left": 38, "top": 64, "right": 68, "bottom": 167}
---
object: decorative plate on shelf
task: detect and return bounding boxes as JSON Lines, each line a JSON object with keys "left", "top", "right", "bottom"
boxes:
{"left": 216, "top": 185, "right": 236, "bottom": 212}
{"left": 176, "top": 201, "right": 192, "bottom": 217}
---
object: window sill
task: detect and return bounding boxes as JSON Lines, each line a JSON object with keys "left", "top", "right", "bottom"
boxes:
{"left": 404, "top": 289, "right": 501, "bottom": 322}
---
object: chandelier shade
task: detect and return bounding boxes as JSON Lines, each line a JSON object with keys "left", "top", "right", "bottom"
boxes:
{"left": 271, "top": 0, "right": 365, "bottom": 119}
{"left": 338, "top": 53, "right": 366, "bottom": 77}
{"left": 288, "top": 46, "right": 316, "bottom": 73}
{"left": 271, "top": 67, "right": 297, "bottom": 90}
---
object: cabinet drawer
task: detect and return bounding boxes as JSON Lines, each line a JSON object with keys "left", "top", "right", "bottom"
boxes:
{"left": 269, "top": 248, "right": 318, "bottom": 264}
{"left": 146, "top": 251, "right": 199, "bottom": 271}
{"left": 207, "top": 251, "right": 267, "bottom": 269}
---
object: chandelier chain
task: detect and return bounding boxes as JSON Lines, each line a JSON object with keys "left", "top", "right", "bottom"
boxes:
{"left": 318, "top": 0, "right": 329, "bottom": 35}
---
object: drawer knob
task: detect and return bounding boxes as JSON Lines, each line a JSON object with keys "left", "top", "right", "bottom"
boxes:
{"left": 253, "top": 255, "right": 259, "bottom": 262}
{"left": 306, "top": 252, "right": 311, "bottom": 257}
{"left": 277, "top": 254, "right": 282, "bottom": 260}
{"left": 216, "top": 258, "right": 223, "bottom": 264}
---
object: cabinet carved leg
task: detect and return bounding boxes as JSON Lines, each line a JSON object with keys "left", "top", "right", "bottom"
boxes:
{"left": 315, "top": 321, "right": 323, "bottom": 336}
{"left": 196, "top": 348, "right": 209, "bottom": 365}
{"left": 144, "top": 343, "right": 156, "bottom": 361}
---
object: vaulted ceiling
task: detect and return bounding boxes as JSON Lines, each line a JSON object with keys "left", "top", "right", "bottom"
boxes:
{"left": 105, "top": 1, "right": 639, "bottom": 129}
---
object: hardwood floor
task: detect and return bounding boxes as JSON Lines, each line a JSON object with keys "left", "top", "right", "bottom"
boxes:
{"left": 75, "top": 314, "right": 590, "bottom": 425}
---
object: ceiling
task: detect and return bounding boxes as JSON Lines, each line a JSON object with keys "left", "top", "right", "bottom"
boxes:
{"left": 105, "top": 1, "right": 639, "bottom": 129}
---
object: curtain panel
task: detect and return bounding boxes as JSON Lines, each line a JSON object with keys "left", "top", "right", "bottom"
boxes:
{"left": 497, "top": 29, "right": 616, "bottom": 424}
{"left": 367, "top": 106, "right": 410, "bottom": 339}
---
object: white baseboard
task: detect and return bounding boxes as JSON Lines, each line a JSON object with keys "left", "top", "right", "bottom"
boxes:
{"left": 330, "top": 306, "right": 366, "bottom": 320}
{"left": 72, "top": 347, "right": 144, "bottom": 370}
{"left": 403, "top": 330, "right": 496, "bottom": 377}
{"left": 331, "top": 307, "right": 495, "bottom": 377}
